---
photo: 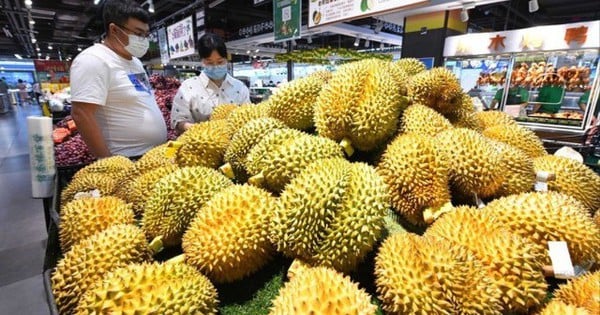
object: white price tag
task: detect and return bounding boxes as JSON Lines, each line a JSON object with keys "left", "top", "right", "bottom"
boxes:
{"left": 534, "top": 181, "right": 548, "bottom": 192}
{"left": 547, "top": 241, "right": 575, "bottom": 279}
{"left": 474, "top": 194, "right": 485, "bottom": 209}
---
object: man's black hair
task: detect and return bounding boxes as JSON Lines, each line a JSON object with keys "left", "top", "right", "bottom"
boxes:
{"left": 103, "top": 0, "right": 150, "bottom": 34}
{"left": 198, "top": 33, "right": 227, "bottom": 59}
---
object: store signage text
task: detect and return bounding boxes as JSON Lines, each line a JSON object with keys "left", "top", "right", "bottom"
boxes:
{"left": 238, "top": 21, "right": 274, "bottom": 38}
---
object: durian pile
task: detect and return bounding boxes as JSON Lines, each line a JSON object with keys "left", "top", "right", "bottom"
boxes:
{"left": 50, "top": 58, "right": 600, "bottom": 314}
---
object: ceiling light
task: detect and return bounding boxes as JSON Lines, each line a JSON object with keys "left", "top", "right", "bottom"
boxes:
{"left": 77, "top": 47, "right": 82, "bottom": 51}
{"left": 460, "top": 8, "right": 469, "bottom": 22}
{"left": 31, "top": 37, "right": 36, "bottom": 43}
{"left": 48, "top": 44, "right": 52, "bottom": 50}
{"left": 37, "top": 53, "right": 41, "bottom": 57}
{"left": 246, "top": 50, "right": 250, "bottom": 54}
{"left": 29, "top": 19, "right": 35, "bottom": 25}
{"left": 14, "top": 54, "right": 23, "bottom": 59}
{"left": 354, "top": 37, "right": 360, "bottom": 47}
{"left": 93, "top": 0, "right": 101, "bottom": 4}
{"left": 528, "top": 0, "right": 539, "bottom": 12}
{"left": 36, "top": 47, "right": 40, "bottom": 51}
{"left": 364, "top": 39, "right": 370, "bottom": 48}
{"left": 24, "top": 0, "right": 32, "bottom": 8}
{"left": 148, "top": 0, "right": 155, "bottom": 13}
{"left": 255, "top": 49, "right": 259, "bottom": 53}
{"left": 45, "top": 55, "right": 49, "bottom": 60}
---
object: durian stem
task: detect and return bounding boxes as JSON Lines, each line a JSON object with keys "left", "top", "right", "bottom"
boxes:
{"left": 166, "top": 254, "right": 186, "bottom": 265}
{"left": 248, "top": 172, "right": 265, "bottom": 187}
{"left": 423, "top": 201, "right": 454, "bottom": 224}
{"left": 148, "top": 236, "right": 164, "bottom": 254}
{"left": 164, "top": 141, "right": 183, "bottom": 158}
{"left": 340, "top": 138, "right": 355, "bottom": 157}
{"left": 219, "top": 163, "right": 235, "bottom": 179}
{"left": 542, "top": 265, "right": 554, "bottom": 277}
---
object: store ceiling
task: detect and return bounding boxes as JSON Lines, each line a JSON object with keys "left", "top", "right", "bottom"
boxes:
{"left": 0, "top": 0, "right": 598, "bottom": 61}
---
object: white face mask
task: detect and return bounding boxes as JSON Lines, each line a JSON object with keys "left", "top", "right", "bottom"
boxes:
{"left": 115, "top": 26, "right": 149, "bottom": 58}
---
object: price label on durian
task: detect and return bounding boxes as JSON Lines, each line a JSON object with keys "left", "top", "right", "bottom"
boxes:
{"left": 308, "top": 0, "right": 428, "bottom": 28}
{"left": 547, "top": 241, "right": 575, "bottom": 279}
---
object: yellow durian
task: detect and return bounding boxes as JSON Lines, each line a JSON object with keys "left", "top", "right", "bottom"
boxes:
{"left": 377, "top": 133, "right": 451, "bottom": 225}
{"left": 482, "top": 123, "right": 547, "bottom": 158}
{"left": 142, "top": 166, "right": 233, "bottom": 246}
{"left": 123, "top": 164, "right": 179, "bottom": 216}
{"left": 75, "top": 262, "right": 219, "bottom": 315}
{"left": 210, "top": 103, "right": 239, "bottom": 121}
{"left": 490, "top": 140, "right": 535, "bottom": 197}
{"left": 271, "top": 158, "right": 387, "bottom": 273}
{"left": 175, "top": 119, "right": 232, "bottom": 168}
{"left": 118, "top": 143, "right": 173, "bottom": 185}
{"left": 182, "top": 185, "right": 277, "bottom": 283}
{"left": 59, "top": 196, "right": 134, "bottom": 252}
{"left": 61, "top": 173, "right": 118, "bottom": 204}
{"left": 446, "top": 94, "right": 482, "bottom": 131}
{"left": 475, "top": 110, "right": 517, "bottom": 130}
{"left": 533, "top": 155, "right": 600, "bottom": 211}
{"left": 407, "top": 67, "right": 463, "bottom": 115}
{"left": 72, "top": 155, "right": 134, "bottom": 182}
{"left": 483, "top": 191, "right": 600, "bottom": 265}
{"left": 401, "top": 103, "right": 453, "bottom": 137}
{"left": 226, "top": 103, "right": 269, "bottom": 133}
{"left": 539, "top": 301, "right": 591, "bottom": 315}
{"left": 554, "top": 271, "right": 600, "bottom": 314}
{"left": 269, "top": 267, "right": 377, "bottom": 315}
{"left": 394, "top": 58, "right": 426, "bottom": 76}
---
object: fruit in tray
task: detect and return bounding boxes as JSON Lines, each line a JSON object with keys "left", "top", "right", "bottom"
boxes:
{"left": 529, "top": 111, "right": 583, "bottom": 120}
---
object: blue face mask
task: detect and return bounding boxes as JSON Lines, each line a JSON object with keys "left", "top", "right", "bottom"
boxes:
{"left": 204, "top": 64, "right": 228, "bottom": 80}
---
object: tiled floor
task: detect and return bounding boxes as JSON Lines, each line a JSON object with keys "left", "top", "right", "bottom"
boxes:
{"left": 0, "top": 104, "right": 51, "bottom": 314}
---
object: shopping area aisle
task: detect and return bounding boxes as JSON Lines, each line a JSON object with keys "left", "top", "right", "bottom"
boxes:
{"left": 0, "top": 104, "right": 50, "bottom": 314}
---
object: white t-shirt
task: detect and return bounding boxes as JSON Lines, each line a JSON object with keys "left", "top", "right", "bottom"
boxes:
{"left": 170, "top": 72, "right": 250, "bottom": 128}
{"left": 70, "top": 44, "right": 167, "bottom": 157}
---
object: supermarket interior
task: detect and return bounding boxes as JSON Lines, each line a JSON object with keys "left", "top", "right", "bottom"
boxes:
{"left": 0, "top": 0, "right": 599, "bottom": 314}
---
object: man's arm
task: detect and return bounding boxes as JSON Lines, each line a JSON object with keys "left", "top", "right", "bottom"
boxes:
{"left": 72, "top": 101, "right": 111, "bottom": 158}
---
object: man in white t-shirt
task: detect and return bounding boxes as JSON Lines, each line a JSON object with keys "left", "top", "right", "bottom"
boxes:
{"left": 171, "top": 33, "right": 250, "bottom": 135}
{"left": 70, "top": 0, "right": 166, "bottom": 158}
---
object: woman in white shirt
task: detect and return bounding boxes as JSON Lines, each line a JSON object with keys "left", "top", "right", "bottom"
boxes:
{"left": 171, "top": 33, "right": 250, "bottom": 135}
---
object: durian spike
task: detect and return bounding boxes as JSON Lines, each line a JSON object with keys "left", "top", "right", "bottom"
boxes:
{"left": 166, "top": 254, "right": 186, "bottom": 265}
{"left": 218, "top": 163, "right": 235, "bottom": 179}
{"left": 164, "top": 141, "right": 183, "bottom": 158}
{"left": 423, "top": 201, "right": 454, "bottom": 224}
{"left": 248, "top": 172, "right": 265, "bottom": 187}
{"left": 340, "top": 138, "right": 355, "bottom": 157}
{"left": 148, "top": 236, "right": 164, "bottom": 254}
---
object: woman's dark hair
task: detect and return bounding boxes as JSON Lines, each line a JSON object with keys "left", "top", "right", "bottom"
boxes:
{"left": 103, "top": 0, "right": 150, "bottom": 34}
{"left": 18, "top": 79, "right": 23, "bottom": 83}
{"left": 198, "top": 33, "right": 227, "bottom": 59}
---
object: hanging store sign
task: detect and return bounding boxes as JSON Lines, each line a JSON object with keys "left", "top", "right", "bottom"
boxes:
{"left": 235, "top": 21, "right": 274, "bottom": 40}
{"left": 158, "top": 27, "right": 170, "bottom": 64}
{"left": 274, "top": 0, "right": 301, "bottom": 42}
{"left": 167, "top": 16, "right": 195, "bottom": 59}
{"left": 196, "top": 9, "right": 206, "bottom": 40}
{"left": 308, "top": 0, "right": 427, "bottom": 28}
{"left": 33, "top": 60, "right": 70, "bottom": 72}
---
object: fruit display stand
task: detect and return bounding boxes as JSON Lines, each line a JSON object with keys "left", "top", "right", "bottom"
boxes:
{"left": 444, "top": 20, "right": 600, "bottom": 146}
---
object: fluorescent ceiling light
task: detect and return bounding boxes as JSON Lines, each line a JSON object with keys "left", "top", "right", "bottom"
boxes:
{"left": 29, "top": 19, "right": 35, "bottom": 25}
{"left": 77, "top": 47, "right": 82, "bottom": 51}
{"left": 148, "top": 1, "right": 155, "bottom": 13}
{"left": 24, "top": 0, "right": 32, "bottom": 8}
{"left": 31, "top": 37, "right": 36, "bottom": 43}
{"left": 93, "top": 0, "right": 101, "bottom": 5}
{"left": 48, "top": 44, "right": 52, "bottom": 50}
{"left": 14, "top": 54, "right": 23, "bottom": 59}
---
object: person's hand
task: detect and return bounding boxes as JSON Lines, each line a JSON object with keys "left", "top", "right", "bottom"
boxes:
{"left": 183, "top": 122, "right": 194, "bottom": 130}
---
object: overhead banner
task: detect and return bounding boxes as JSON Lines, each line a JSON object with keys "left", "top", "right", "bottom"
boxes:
{"left": 167, "top": 16, "right": 195, "bottom": 59}
{"left": 308, "top": 0, "right": 427, "bottom": 28}
{"left": 273, "top": 0, "right": 301, "bottom": 43}
{"left": 157, "top": 27, "right": 169, "bottom": 64}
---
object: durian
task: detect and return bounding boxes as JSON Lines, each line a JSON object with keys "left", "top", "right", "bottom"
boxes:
{"left": 75, "top": 262, "right": 219, "bottom": 315}
{"left": 210, "top": 103, "right": 239, "bottom": 121}
{"left": 271, "top": 158, "right": 387, "bottom": 272}
{"left": 269, "top": 266, "right": 377, "bottom": 315}
{"left": 446, "top": 94, "right": 482, "bottom": 131}
{"left": 182, "top": 185, "right": 277, "bottom": 283}
{"left": 377, "top": 133, "right": 451, "bottom": 225}
{"left": 394, "top": 58, "right": 426, "bottom": 76}
{"left": 221, "top": 118, "right": 287, "bottom": 181}
{"left": 533, "top": 155, "right": 600, "bottom": 211}
{"left": 483, "top": 191, "right": 600, "bottom": 265}
{"left": 315, "top": 59, "right": 404, "bottom": 152}
{"left": 268, "top": 71, "right": 331, "bottom": 130}
{"left": 400, "top": 103, "right": 453, "bottom": 137}
{"left": 175, "top": 119, "right": 232, "bottom": 168}
{"left": 553, "top": 271, "right": 600, "bottom": 314}
{"left": 475, "top": 110, "right": 517, "bottom": 130}
{"left": 123, "top": 164, "right": 179, "bottom": 216}
{"left": 490, "top": 140, "right": 535, "bottom": 197}
{"left": 482, "top": 123, "right": 547, "bottom": 158}
{"left": 595, "top": 210, "right": 600, "bottom": 227}
{"left": 142, "top": 166, "right": 233, "bottom": 246}
{"left": 72, "top": 155, "right": 134, "bottom": 182}
{"left": 51, "top": 224, "right": 155, "bottom": 314}
{"left": 286, "top": 259, "right": 315, "bottom": 281}
{"left": 59, "top": 196, "right": 135, "bottom": 252}
{"left": 407, "top": 67, "right": 463, "bottom": 115}
{"left": 226, "top": 103, "right": 270, "bottom": 133}
{"left": 436, "top": 128, "right": 503, "bottom": 199}
{"left": 124, "top": 143, "right": 173, "bottom": 180}
{"left": 245, "top": 129, "right": 343, "bottom": 192}
{"left": 61, "top": 173, "right": 118, "bottom": 204}
{"left": 425, "top": 207, "right": 547, "bottom": 312}
{"left": 539, "top": 301, "right": 591, "bottom": 315}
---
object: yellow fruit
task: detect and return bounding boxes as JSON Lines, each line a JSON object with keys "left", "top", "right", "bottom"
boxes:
{"left": 490, "top": 140, "right": 535, "bottom": 197}
{"left": 75, "top": 262, "right": 219, "bottom": 315}
{"left": 51, "top": 224, "right": 153, "bottom": 314}
{"left": 375, "top": 232, "right": 502, "bottom": 315}
{"left": 175, "top": 119, "right": 232, "bottom": 168}
{"left": 59, "top": 196, "right": 134, "bottom": 252}
{"left": 61, "top": 173, "right": 118, "bottom": 204}
{"left": 117, "top": 143, "right": 173, "bottom": 186}
{"left": 268, "top": 71, "right": 331, "bottom": 130}
{"left": 394, "top": 58, "right": 426, "bottom": 76}
{"left": 269, "top": 266, "right": 377, "bottom": 315}
{"left": 227, "top": 103, "right": 269, "bottom": 133}
{"left": 377, "top": 133, "right": 451, "bottom": 225}
{"left": 533, "top": 155, "right": 600, "bottom": 211}
{"left": 315, "top": 59, "right": 405, "bottom": 152}
{"left": 595, "top": 210, "right": 600, "bottom": 227}
{"left": 483, "top": 124, "right": 547, "bottom": 158}
{"left": 436, "top": 128, "right": 503, "bottom": 198}
{"left": 72, "top": 155, "right": 134, "bottom": 182}
{"left": 246, "top": 129, "right": 343, "bottom": 192}
{"left": 210, "top": 103, "right": 239, "bottom": 121}
{"left": 271, "top": 158, "right": 387, "bottom": 272}
{"left": 475, "top": 110, "right": 517, "bottom": 130}
{"left": 446, "top": 94, "right": 482, "bottom": 131}
{"left": 539, "top": 301, "right": 591, "bottom": 315}
{"left": 142, "top": 166, "right": 233, "bottom": 246}
{"left": 407, "top": 67, "right": 463, "bottom": 115}
{"left": 286, "top": 259, "right": 315, "bottom": 281}
{"left": 554, "top": 271, "right": 600, "bottom": 314}
{"left": 425, "top": 207, "right": 547, "bottom": 312}
{"left": 401, "top": 104, "right": 453, "bottom": 137}
{"left": 182, "top": 185, "right": 277, "bottom": 283}
{"left": 123, "top": 164, "right": 179, "bottom": 216}
{"left": 484, "top": 191, "right": 600, "bottom": 265}
{"left": 222, "top": 118, "right": 287, "bottom": 181}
